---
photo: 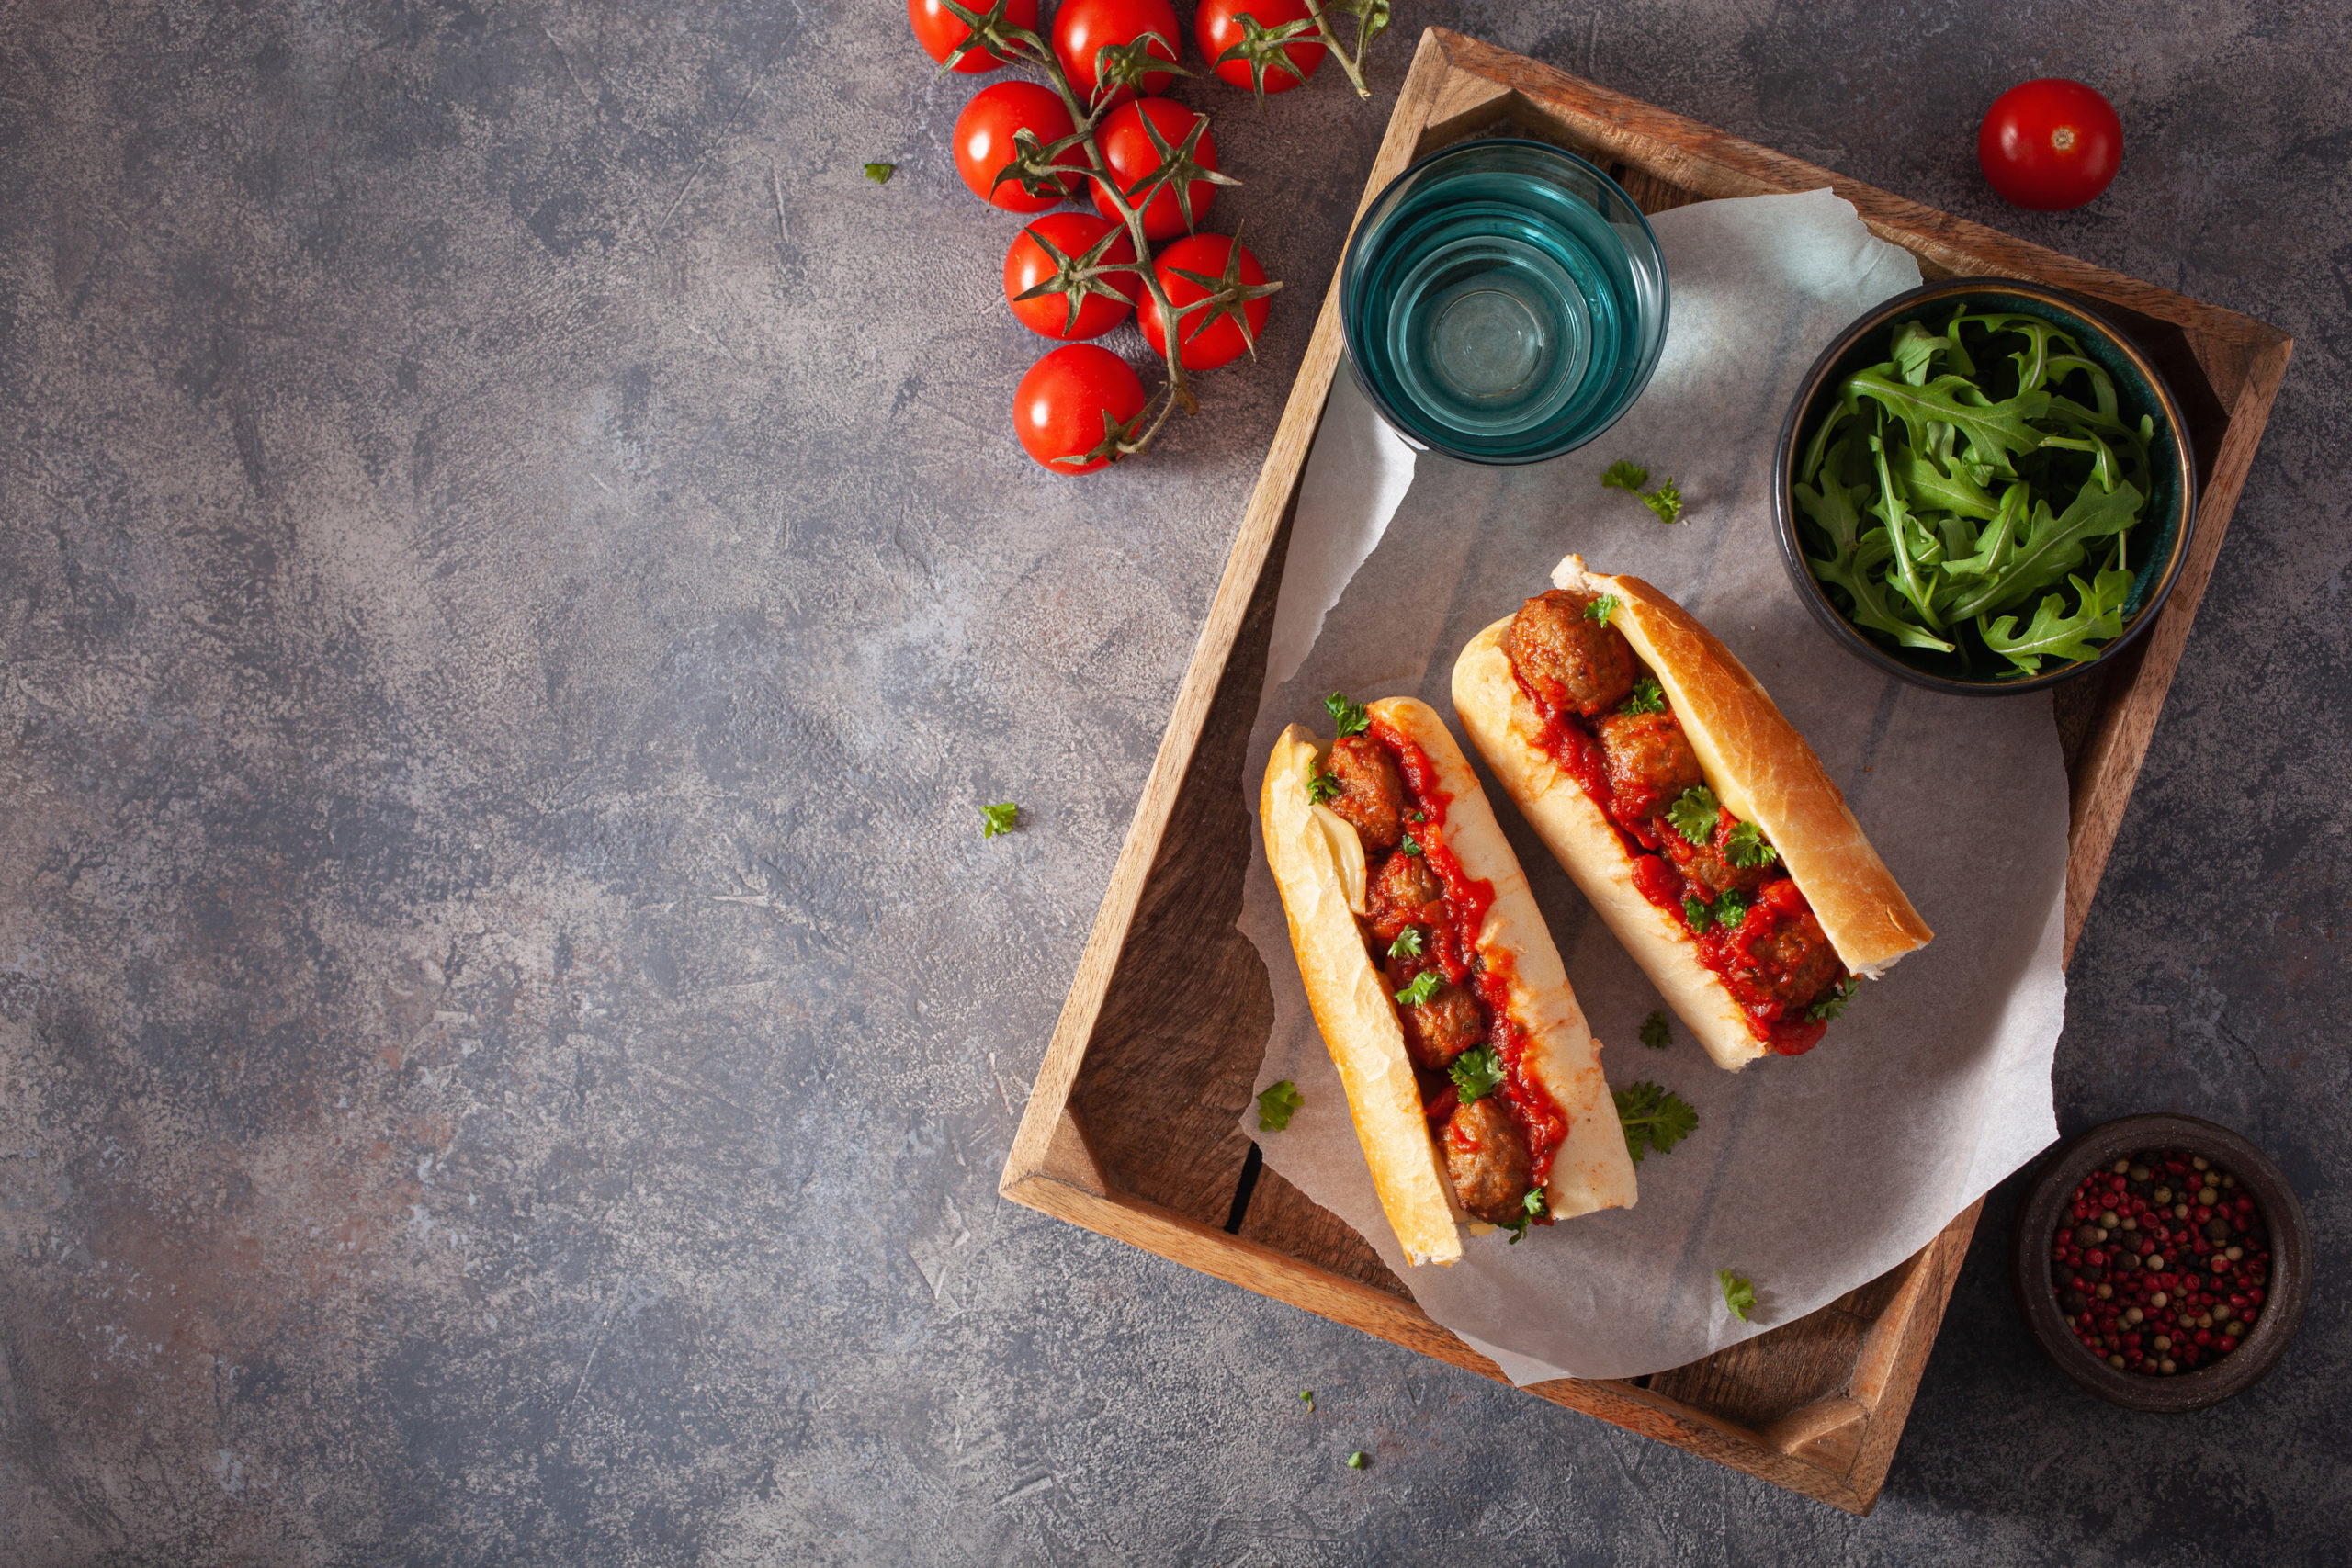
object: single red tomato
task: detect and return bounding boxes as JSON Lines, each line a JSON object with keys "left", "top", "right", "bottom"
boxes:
{"left": 953, "top": 82, "right": 1083, "bottom": 212}
{"left": 1978, "top": 79, "right": 2122, "bottom": 211}
{"left": 1014, "top": 344, "right": 1148, "bottom": 472}
{"left": 1139, "top": 232, "right": 1271, "bottom": 371}
{"left": 1090, "top": 98, "right": 1219, "bottom": 242}
{"left": 1003, "top": 214, "right": 1143, "bottom": 340}
{"left": 1196, "top": 0, "right": 1324, "bottom": 95}
{"left": 909, "top": 0, "right": 1040, "bottom": 73}
{"left": 1053, "top": 0, "right": 1181, "bottom": 106}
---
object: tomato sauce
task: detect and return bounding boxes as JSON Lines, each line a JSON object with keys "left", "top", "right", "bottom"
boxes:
{"left": 1511, "top": 674, "right": 1845, "bottom": 1058}
{"left": 1366, "top": 719, "right": 1569, "bottom": 1198}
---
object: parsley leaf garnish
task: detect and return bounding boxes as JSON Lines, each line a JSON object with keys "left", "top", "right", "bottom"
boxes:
{"left": 1324, "top": 693, "right": 1369, "bottom": 737}
{"left": 1256, "top": 1079, "right": 1304, "bottom": 1132}
{"left": 1666, "top": 786, "right": 1720, "bottom": 847}
{"left": 1601, "top": 459, "right": 1683, "bottom": 523}
{"left": 1614, "top": 1080, "right": 1698, "bottom": 1165}
{"left": 1399, "top": 834, "right": 1424, "bottom": 857}
{"left": 1394, "top": 971, "right": 1443, "bottom": 1009}
{"left": 862, "top": 162, "right": 896, "bottom": 184}
{"left": 981, "top": 802, "right": 1020, "bottom": 839}
{"left": 1385, "top": 927, "right": 1424, "bottom": 960}
{"left": 1449, "top": 1045, "right": 1504, "bottom": 1102}
{"left": 1619, "top": 678, "right": 1665, "bottom": 716}
{"left": 1807, "top": 975, "right": 1862, "bottom": 1022}
{"left": 1682, "top": 895, "right": 1713, "bottom": 935}
{"left": 1502, "top": 1184, "right": 1549, "bottom": 1244}
{"left": 1718, "top": 1268, "right": 1756, "bottom": 1322}
{"left": 1585, "top": 592, "right": 1621, "bottom": 626}
{"left": 1723, "top": 819, "right": 1778, "bottom": 868}
{"left": 1639, "top": 1010, "right": 1672, "bottom": 1051}
{"left": 1713, "top": 890, "right": 1752, "bottom": 931}
{"left": 1346, "top": 1450, "right": 1369, "bottom": 1470}
{"left": 1307, "top": 771, "right": 1340, "bottom": 805}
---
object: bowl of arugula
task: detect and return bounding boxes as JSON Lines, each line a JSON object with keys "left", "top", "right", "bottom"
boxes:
{"left": 1772, "top": 279, "right": 2196, "bottom": 693}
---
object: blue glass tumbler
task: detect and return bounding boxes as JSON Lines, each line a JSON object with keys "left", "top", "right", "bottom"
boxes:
{"left": 1340, "top": 139, "right": 1669, "bottom": 464}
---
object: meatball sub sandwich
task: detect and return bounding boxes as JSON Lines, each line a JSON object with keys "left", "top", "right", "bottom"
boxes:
{"left": 1261, "top": 694, "right": 1636, "bottom": 1267}
{"left": 1453, "top": 558, "right": 1932, "bottom": 1071}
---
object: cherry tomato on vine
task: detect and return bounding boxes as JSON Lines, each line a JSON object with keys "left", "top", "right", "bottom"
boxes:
{"left": 1003, "top": 214, "right": 1143, "bottom": 340}
{"left": 1053, "top": 0, "right": 1181, "bottom": 107}
{"left": 1196, "top": 0, "right": 1325, "bottom": 96}
{"left": 1977, "top": 79, "right": 2122, "bottom": 211}
{"left": 1014, "top": 344, "right": 1148, "bottom": 473}
{"left": 1090, "top": 98, "right": 1220, "bottom": 242}
{"left": 1140, "top": 233, "right": 1272, "bottom": 371}
{"left": 908, "top": 0, "right": 1040, "bottom": 73}
{"left": 953, "top": 82, "right": 1084, "bottom": 212}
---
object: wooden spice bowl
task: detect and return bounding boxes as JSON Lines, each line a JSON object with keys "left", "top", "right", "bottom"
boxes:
{"left": 2010, "top": 1112, "right": 2310, "bottom": 1412}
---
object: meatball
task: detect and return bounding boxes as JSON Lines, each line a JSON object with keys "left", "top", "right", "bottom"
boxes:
{"left": 1366, "top": 848, "right": 1444, "bottom": 942}
{"left": 1736, "top": 908, "right": 1843, "bottom": 1006}
{"left": 1385, "top": 953, "right": 1484, "bottom": 1069}
{"left": 1666, "top": 831, "right": 1773, "bottom": 900}
{"left": 1323, "top": 734, "right": 1406, "bottom": 851}
{"left": 1598, "top": 709, "right": 1703, "bottom": 823}
{"left": 1504, "top": 589, "right": 1638, "bottom": 717}
{"left": 1444, "top": 1095, "right": 1533, "bottom": 1225}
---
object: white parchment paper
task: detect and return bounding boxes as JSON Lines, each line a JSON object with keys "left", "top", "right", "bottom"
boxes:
{"left": 1236, "top": 189, "right": 2067, "bottom": 1382}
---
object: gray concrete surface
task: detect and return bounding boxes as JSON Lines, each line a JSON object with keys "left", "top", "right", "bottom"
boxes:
{"left": 2, "top": 1, "right": 2345, "bottom": 1562}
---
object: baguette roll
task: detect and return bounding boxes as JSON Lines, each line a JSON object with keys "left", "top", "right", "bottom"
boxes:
{"left": 1261, "top": 696, "right": 1636, "bottom": 1267}
{"left": 1453, "top": 558, "right": 1931, "bottom": 1071}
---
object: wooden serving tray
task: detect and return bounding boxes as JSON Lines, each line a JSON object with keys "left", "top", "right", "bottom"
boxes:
{"left": 1001, "top": 28, "right": 2290, "bottom": 1514}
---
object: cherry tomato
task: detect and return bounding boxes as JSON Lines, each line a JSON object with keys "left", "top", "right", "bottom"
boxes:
{"left": 1196, "top": 0, "right": 1324, "bottom": 95}
{"left": 1053, "top": 0, "right": 1181, "bottom": 107}
{"left": 1139, "top": 232, "right": 1271, "bottom": 371}
{"left": 1014, "top": 344, "right": 1148, "bottom": 473}
{"left": 953, "top": 82, "right": 1083, "bottom": 212}
{"left": 908, "top": 0, "right": 1040, "bottom": 73}
{"left": 1090, "top": 98, "right": 1220, "bottom": 242}
{"left": 1977, "top": 79, "right": 2123, "bottom": 211}
{"left": 1004, "top": 214, "right": 1143, "bottom": 340}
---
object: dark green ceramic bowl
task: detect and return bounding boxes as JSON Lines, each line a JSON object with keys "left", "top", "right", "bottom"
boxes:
{"left": 1771, "top": 279, "right": 2197, "bottom": 694}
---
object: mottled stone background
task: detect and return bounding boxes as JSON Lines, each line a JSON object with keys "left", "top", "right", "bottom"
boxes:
{"left": 1, "top": 1, "right": 2344, "bottom": 1562}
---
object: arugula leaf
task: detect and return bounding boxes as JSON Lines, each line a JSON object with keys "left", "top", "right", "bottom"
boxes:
{"left": 1308, "top": 771, "right": 1340, "bottom": 805}
{"left": 1394, "top": 970, "right": 1443, "bottom": 1008}
{"left": 1723, "top": 819, "right": 1777, "bottom": 868}
{"left": 1600, "top": 459, "right": 1649, "bottom": 491}
{"left": 862, "top": 162, "right": 896, "bottom": 184}
{"left": 1978, "top": 568, "right": 2135, "bottom": 675}
{"left": 1845, "top": 368, "right": 2050, "bottom": 479}
{"left": 1666, "top": 786, "right": 1719, "bottom": 847}
{"left": 1947, "top": 481, "right": 2143, "bottom": 622}
{"left": 1807, "top": 976, "right": 1861, "bottom": 1022}
{"left": 1682, "top": 896, "right": 1713, "bottom": 935}
{"left": 1619, "top": 678, "right": 1665, "bottom": 716}
{"left": 1585, "top": 592, "right": 1621, "bottom": 626}
{"left": 1324, "top": 693, "right": 1369, "bottom": 737}
{"left": 1639, "top": 1010, "right": 1672, "bottom": 1051}
{"left": 1449, "top": 1045, "right": 1504, "bottom": 1102}
{"left": 1867, "top": 432, "right": 1949, "bottom": 632}
{"left": 1614, "top": 1080, "right": 1698, "bottom": 1164}
{"left": 1256, "top": 1079, "right": 1303, "bottom": 1131}
{"left": 1794, "top": 444, "right": 1955, "bottom": 653}
{"left": 1639, "top": 478, "right": 1684, "bottom": 525}
{"left": 1386, "top": 926, "right": 1424, "bottom": 960}
{"left": 1888, "top": 438, "right": 2002, "bottom": 521}
{"left": 1503, "top": 1184, "right": 1548, "bottom": 1244}
{"left": 1718, "top": 1269, "right": 1756, "bottom": 1322}
{"left": 1890, "top": 320, "right": 1941, "bottom": 386}
{"left": 982, "top": 802, "right": 1020, "bottom": 839}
